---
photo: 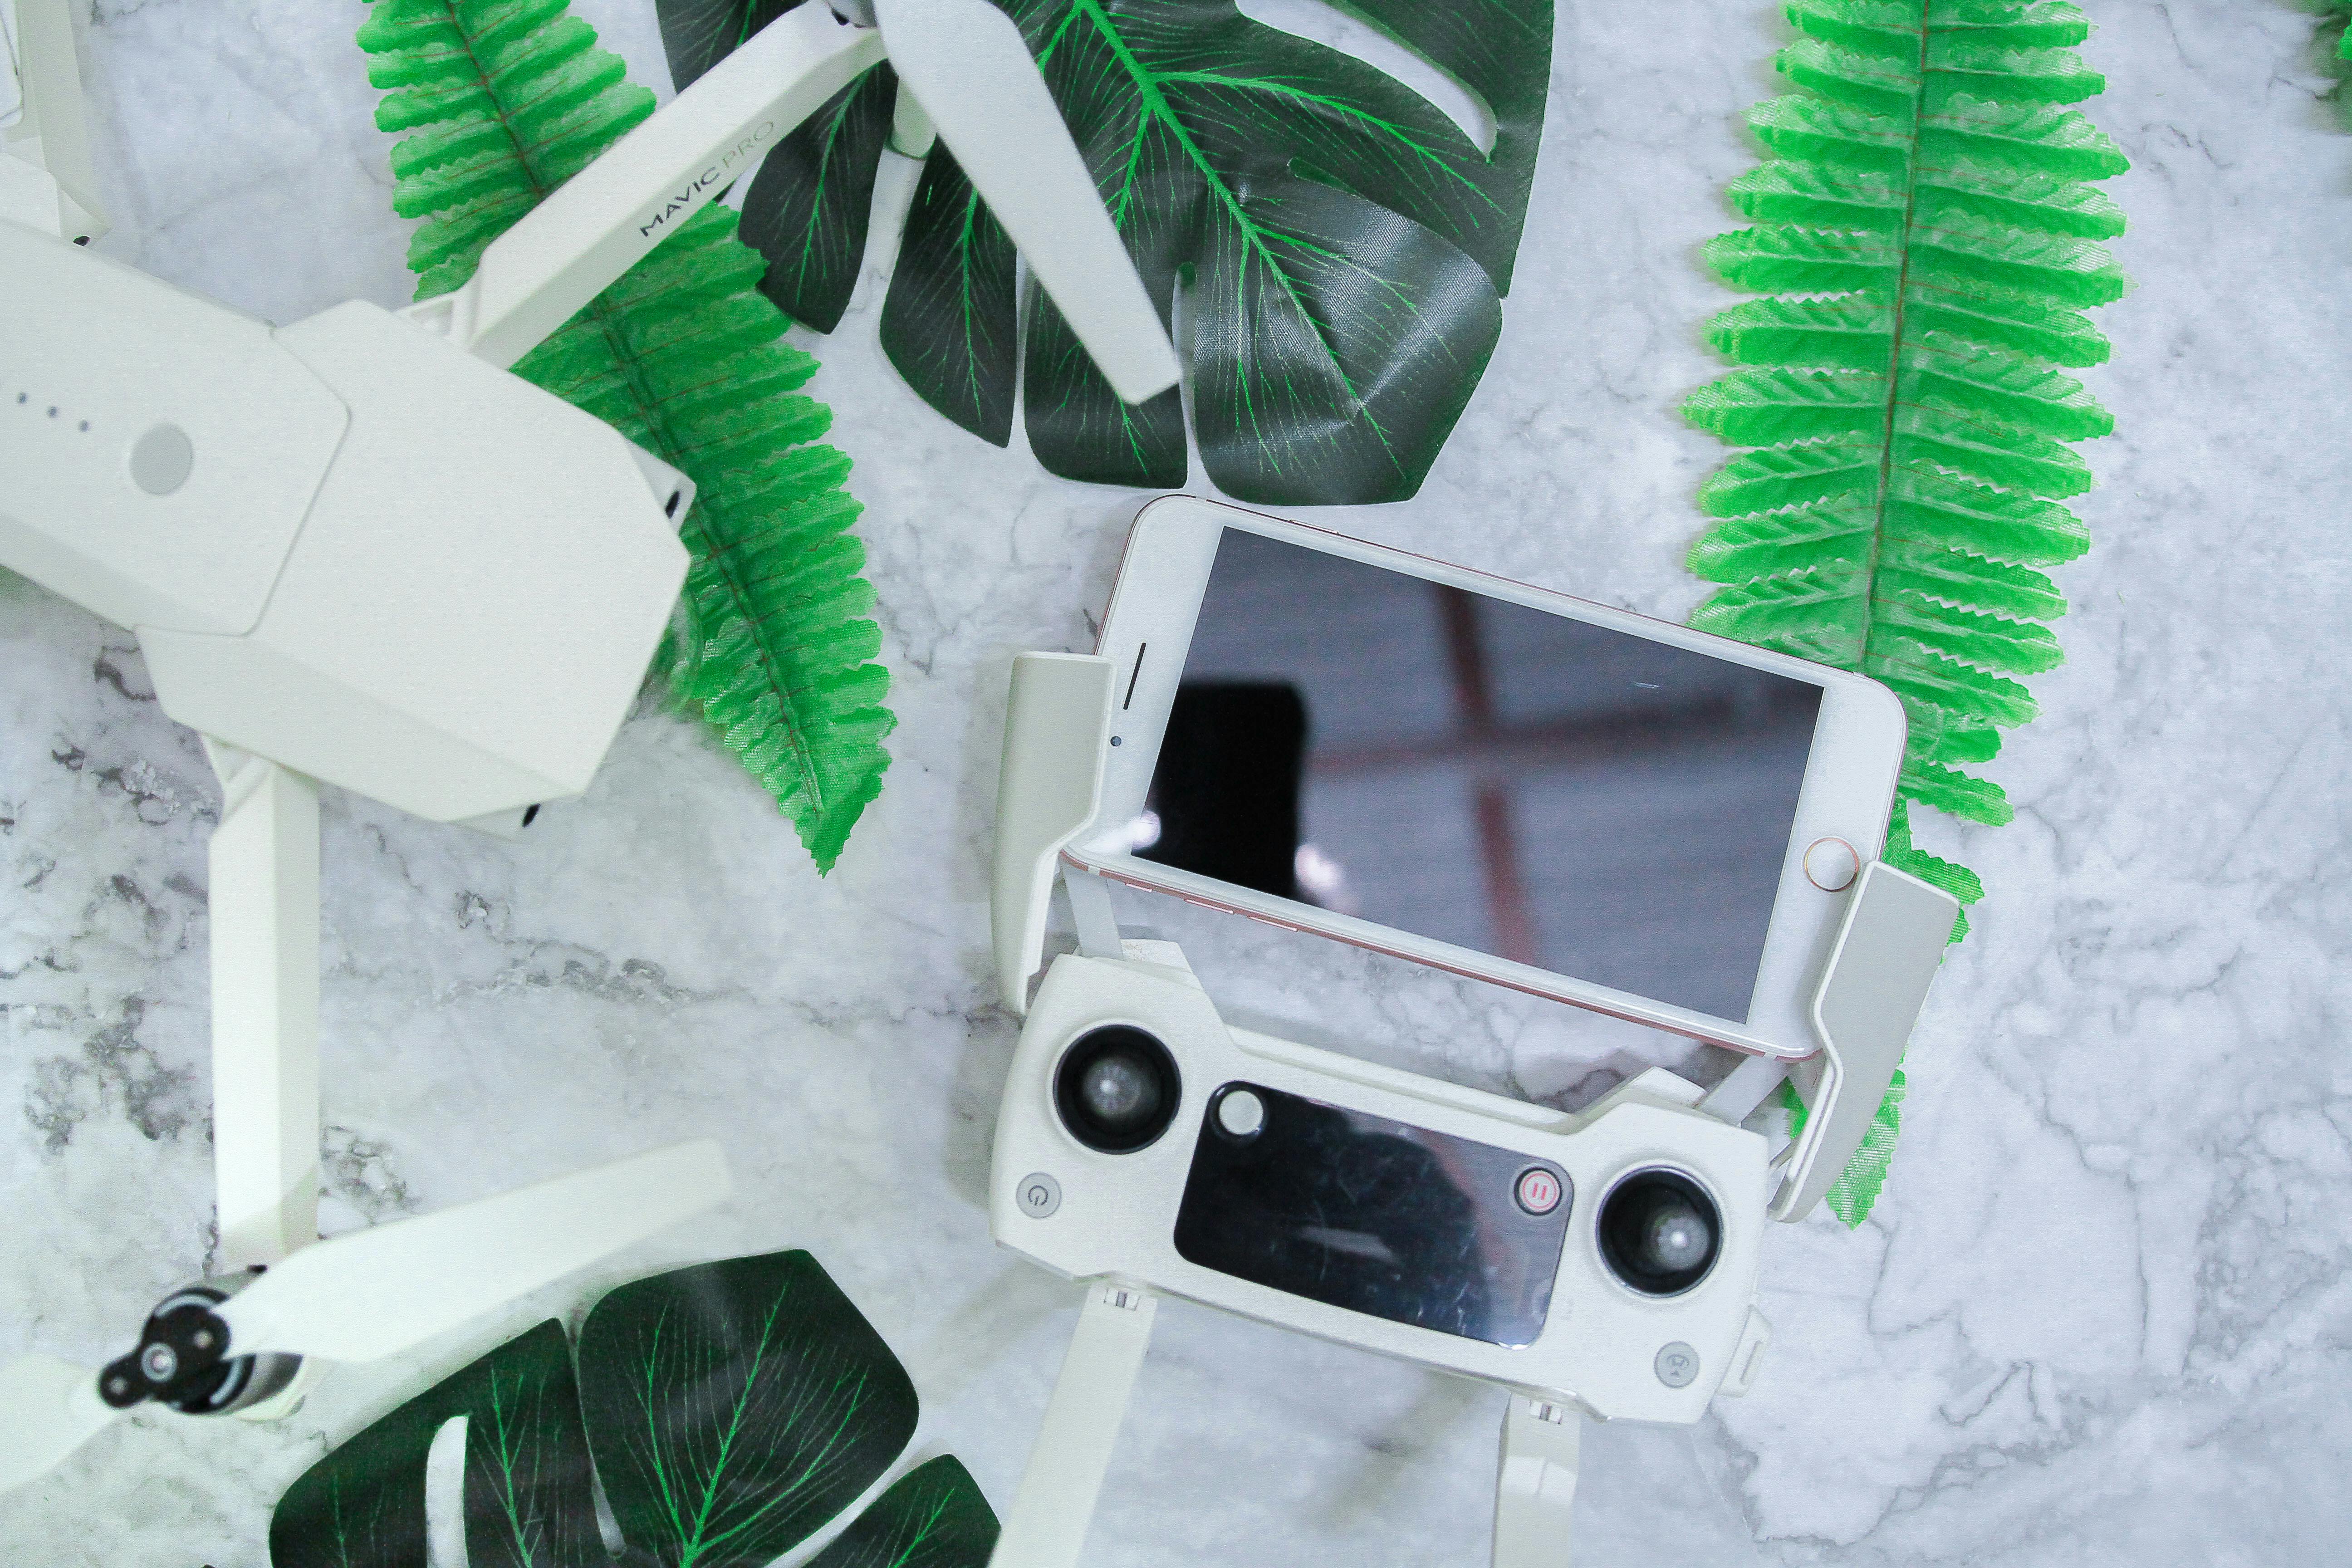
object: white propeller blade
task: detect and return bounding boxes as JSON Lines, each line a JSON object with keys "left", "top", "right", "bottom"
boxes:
{"left": 216, "top": 1140, "right": 730, "bottom": 1363}
{"left": 3, "top": 0, "right": 27, "bottom": 131}
{"left": 0, "top": 1355, "right": 118, "bottom": 1494}
{"left": 875, "top": 0, "right": 1181, "bottom": 405}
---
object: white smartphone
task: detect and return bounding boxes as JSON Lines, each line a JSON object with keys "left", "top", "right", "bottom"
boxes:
{"left": 1065, "top": 496, "right": 1910, "bottom": 1060}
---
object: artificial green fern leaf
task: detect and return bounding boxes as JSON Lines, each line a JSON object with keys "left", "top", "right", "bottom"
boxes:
{"left": 1687, "top": 0, "right": 2126, "bottom": 1223}
{"left": 356, "top": 0, "right": 895, "bottom": 872}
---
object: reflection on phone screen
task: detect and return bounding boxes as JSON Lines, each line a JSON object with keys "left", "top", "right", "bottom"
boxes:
{"left": 1135, "top": 528, "right": 1823, "bottom": 1022}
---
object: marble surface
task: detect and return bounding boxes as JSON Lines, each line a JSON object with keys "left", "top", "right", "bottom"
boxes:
{"left": 5, "top": 1, "right": 2350, "bottom": 1563}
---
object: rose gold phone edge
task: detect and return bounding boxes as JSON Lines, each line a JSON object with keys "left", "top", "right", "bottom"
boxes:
{"left": 1064, "top": 496, "right": 1909, "bottom": 1060}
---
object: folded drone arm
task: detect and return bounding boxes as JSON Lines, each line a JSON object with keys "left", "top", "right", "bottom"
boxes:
{"left": 205, "top": 743, "right": 321, "bottom": 1271}
{"left": 407, "top": 1, "right": 884, "bottom": 369}
{"left": 989, "top": 1280, "right": 1157, "bottom": 1568}
{"left": 215, "top": 1140, "right": 730, "bottom": 1363}
{"left": 1493, "top": 1396, "right": 1582, "bottom": 1568}
{"left": 410, "top": 0, "right": 1178, "bottom": 401}
{"left": 1, "top": 0, "right": 107, "bottom": 242}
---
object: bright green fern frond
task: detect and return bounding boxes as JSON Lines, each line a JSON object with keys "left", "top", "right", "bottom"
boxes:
{"left": 1879, "top": 540, "right": 2065, "bottom": 619}
{"left": 1687, "top": 500, "right": 1874, "bottom": 581}
{"left": 1903, "top": 279, "right": 2108, "bottom": 366}
{"left": 1684, "top": 368, "right": 1882, "bottom": 446}
{"left": 1726, "top": 162, "right": 1907, "bottom": 229}
{"left": 1685, "top": 0, "right": 2126, "bottom": 1222}
{"left": 1705, "top": 224, "right": 1896, "bottom": 293}
{"left": 1700, "top": 438, "right": 1878, "bottom": 514}
{"left": 1913, "top": 163, "right": 2125, "bottom": 239}
{"left": 1921, "top": 98, "right": 2126, "bottom": 177}
{"left": 1893, "top": 403, "right": 2091, "bottom": 496}
{"left": 357, "top": 0, "right": 895, "bottom": 872}
{"left": 1705, "top": 295, "right": 1894, "bottom": 370}
{"left": 1882, "top": 464, "right": 2090, "bottom": 561}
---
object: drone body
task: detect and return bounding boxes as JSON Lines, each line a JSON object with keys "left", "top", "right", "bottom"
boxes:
{"left": 1, "top": 222, "right": 693, "bottom": 828}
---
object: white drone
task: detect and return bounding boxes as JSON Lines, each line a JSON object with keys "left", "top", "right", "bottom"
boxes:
{"left": 0, "top": 0, "right": 1174, "bottom": 1492}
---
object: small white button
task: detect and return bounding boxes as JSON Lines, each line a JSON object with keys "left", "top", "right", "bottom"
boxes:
{"left": 1655, "top": 1341, "right": 1700, "bottom": 1388}
{"left": 1016, "top": 1172, "right": 1061, "bottom": 1218}
{"left": 1216, "top": 1088, "right": 1265, "bottom": 1137}
{"left": 1514, "top": 1166, "right": 1563, "bottom": 1216}
{"left": 1803, "top": 836, "right": 1861, "bottom": 892}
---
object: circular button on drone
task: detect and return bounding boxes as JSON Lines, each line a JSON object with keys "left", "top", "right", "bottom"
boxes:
{"left": 1015, "top": 1171, "right": 1061, "bottom": 1219}
{"left": 128, "top": 423, "right": 195, "bottom": 496}
{"left": 1215, "top": 1087, "right": 1265, "bottom": 1137}
{"left": 1514, "top": 1166, "right": 1563, "bottom": 1216}
{"left": 1655, "top": 1341, "right": 1700, "bottom": 1389}
{"left": 1803, "top": 836, "right": 1861, "bottom": 892}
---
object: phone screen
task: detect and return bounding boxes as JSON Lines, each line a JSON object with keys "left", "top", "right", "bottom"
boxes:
{"left": 1132, "top": 528, "right": 1824, "bottom": 1022}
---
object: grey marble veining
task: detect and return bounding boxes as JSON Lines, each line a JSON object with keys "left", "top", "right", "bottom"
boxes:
{"left": 3, "top": 1, "right": 2349, "bottom": 1563}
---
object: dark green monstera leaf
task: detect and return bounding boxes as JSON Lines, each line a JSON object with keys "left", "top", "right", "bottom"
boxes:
{"left": 804, "top": 1455, "right": 1004, "bottom": 1568}
{"left": 576, "top": 1252, "right": 919, "bottom": 1564}
{"left": 272, "top": 1320, "right": 600, "bottom": 1568}
{"left": 657, "top": 0, "right": 1553, "bottom": 504}
{"left": 270, "top": 1252, "right": 996, "bottom": 1568}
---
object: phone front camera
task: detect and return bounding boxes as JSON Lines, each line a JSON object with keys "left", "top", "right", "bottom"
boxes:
{"left": 1597, "top": 1168, "right": 1722, "bottom": 1297}
{"left": 1054, "top": 1027, "right": 1181, "bottom": 1153}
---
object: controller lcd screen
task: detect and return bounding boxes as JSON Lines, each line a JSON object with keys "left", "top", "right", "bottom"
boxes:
{"left": 1137, "top": 529, "right": 1824, "bottom": 1021}
{"left": 1175, "top": 1083, "right": 1570, "bottom": 1347}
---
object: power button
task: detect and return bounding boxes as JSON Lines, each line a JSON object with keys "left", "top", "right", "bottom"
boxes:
{"left": 1016, "top": 1171, "right": 1061, "bottom": 1218}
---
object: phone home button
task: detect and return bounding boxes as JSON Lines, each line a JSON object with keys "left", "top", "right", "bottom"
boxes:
{"left": 1803, "top": 837, "right": 1860, "bottom": 892}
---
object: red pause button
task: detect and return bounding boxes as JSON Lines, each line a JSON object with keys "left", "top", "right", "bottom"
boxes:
{"left": 1515, "top": 1166, "right": 1563, "bottom": 1216}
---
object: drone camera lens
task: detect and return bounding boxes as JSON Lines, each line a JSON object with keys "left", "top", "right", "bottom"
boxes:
{"left": 1054, "top": 1026, "right": 1181, "bottom": 1153}
{"left": 1598, "top": 1168, "right": 1722, "bottom": 1297}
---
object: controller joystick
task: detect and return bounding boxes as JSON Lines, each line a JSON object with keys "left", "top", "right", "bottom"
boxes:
{"left": 1054, "top": 1027, "right": 1181, "bottom": 1153}
{"left": 1597, "top": 1169, "right": 1723, "bottom": 1297}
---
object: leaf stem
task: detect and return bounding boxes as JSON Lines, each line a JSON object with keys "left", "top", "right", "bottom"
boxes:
{"left": 1865, "top": 4, "right": 1935, "bottom": 673}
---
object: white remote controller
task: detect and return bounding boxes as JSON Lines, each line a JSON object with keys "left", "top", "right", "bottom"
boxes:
{"left": 983, "top": 650, "right": 1959, "bottom": 1568}
{"left": 992, "top": 940, "right": 1774, "bottom": 1416}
